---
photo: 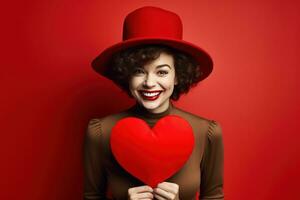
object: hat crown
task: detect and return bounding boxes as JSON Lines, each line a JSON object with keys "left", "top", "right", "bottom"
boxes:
{"left": 123, "top": 6, "right": 183, "bottom": 41}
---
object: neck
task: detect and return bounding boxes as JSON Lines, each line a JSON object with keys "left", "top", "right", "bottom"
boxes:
{"left": 130, "top": 101, "right": 173, "bottom": 119}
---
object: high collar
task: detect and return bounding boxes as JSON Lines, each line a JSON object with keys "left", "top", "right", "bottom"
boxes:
{"left": 129, "top": 101, "right": 174, "bottom": 120}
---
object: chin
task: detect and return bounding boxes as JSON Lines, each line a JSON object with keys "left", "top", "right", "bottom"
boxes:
{"left": 141, "top": 101, "right": 161, "bottom": 110}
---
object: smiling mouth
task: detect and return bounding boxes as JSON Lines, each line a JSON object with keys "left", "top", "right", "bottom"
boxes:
{"left": 139, "top": 90, "right": 163, "bottom": 101}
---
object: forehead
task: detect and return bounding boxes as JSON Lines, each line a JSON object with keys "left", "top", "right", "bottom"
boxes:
{"left": 142, "top": 52, "right": 174, "bottom": 70}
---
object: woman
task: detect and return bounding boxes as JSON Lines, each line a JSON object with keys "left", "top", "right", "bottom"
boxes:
{"left": 83, "top": 6, "right": 224, "bottom": 200}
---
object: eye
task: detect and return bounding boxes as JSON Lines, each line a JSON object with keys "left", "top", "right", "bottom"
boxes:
{"left": 157, "top": 70, "right": 169, "bottom": 76}
{"left": 132, "top": 68, "right": 145, "bottom": 75}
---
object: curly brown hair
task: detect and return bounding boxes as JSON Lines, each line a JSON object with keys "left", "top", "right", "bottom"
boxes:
{"left": 103, "top": 44, "right": 203, "bottom": 101}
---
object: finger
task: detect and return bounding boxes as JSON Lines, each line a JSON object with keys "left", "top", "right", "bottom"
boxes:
{"left": 131, "top": 192, "right": 153, "bottom": 199}
{"left": 128, "top": 185, "right": 153, "bottom": 195}
{"left": 154, "top": 193, "right": 167, "bottom": 200}
{"left": 154, "top": 187, "right": 175, "bottom": 200}
{"left": 157, "top": 182, "right": 178, "bottom": 194}
{"left": 159, "top": 182, "right": 179, "bottom": 191}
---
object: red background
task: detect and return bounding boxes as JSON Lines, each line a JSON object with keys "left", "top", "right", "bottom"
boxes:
{"left": 1, "top": 0, "right": 300, "bottom": 199}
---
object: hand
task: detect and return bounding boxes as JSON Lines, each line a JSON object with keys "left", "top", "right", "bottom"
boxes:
{"left": 128, "top": 185, "right": 154, "bottom": 200}
{"left": 153, "top": 182, "right": 180, "bottom": 200}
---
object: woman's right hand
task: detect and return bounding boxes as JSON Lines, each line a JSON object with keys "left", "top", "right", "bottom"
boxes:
{"left": 128, "top": 185, "right": 154, "bottom": 200}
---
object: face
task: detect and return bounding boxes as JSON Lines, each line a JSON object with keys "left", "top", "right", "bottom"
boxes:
{"left": 129, "top": 52, "right": 178, "bottom": 113}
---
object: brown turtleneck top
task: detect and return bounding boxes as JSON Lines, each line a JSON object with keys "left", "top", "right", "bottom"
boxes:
{"left": 83, "top": 102, "right": 224, "bottom": 200}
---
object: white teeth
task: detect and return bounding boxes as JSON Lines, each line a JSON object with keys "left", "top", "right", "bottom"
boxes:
{"left": 142, "top": 92, "right": 160, "bottom": 97}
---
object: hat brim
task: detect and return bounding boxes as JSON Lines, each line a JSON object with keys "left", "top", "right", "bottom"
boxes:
{"left": 91, "top": 37, "right": 213, "bottom": 82}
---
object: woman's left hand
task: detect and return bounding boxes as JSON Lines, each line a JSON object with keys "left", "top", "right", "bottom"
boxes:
{"left": 153, "top": 182, "right": 180, "bottom": 200}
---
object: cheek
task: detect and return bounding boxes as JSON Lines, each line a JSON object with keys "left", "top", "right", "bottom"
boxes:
{"left": 161, "top": 79, "right": 176, "bottom": 91}
{"left": 129, "top": 77, "right": 142, "bottom": 91}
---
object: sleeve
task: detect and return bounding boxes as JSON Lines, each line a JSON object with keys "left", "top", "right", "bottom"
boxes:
{"left": 199, "top": 120, "right": 224, "bottom": 200}
{"left": 83, "top": 119, "right": 108, "bottom": 200}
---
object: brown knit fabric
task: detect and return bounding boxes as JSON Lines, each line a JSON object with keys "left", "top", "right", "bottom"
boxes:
{"left": 83, "top": 102, "right": 224, "bottom": 200}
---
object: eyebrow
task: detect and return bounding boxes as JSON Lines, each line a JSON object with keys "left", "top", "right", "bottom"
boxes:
{"left": 156, "top": 64, "right": 171, "bottom": 69}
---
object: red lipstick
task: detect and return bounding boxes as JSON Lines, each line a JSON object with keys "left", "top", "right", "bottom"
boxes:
{"left": 139, "top": 90, "right": 162, "bottom": 101}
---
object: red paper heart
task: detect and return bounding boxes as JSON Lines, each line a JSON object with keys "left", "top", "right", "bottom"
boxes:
{"left": 110, "top": 115, "right": 195, "bottom": 187}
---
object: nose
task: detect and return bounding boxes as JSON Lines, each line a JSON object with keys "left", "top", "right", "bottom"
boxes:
{"left": 143, "top": 74, "right": 156, "bottom": 88}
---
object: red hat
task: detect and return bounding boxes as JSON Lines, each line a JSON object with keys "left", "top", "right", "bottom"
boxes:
{"left": 92, "top": 6, "right": 213, "bottom": 82}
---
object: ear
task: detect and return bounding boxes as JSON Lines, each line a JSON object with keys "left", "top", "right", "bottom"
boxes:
{"left": 174, "top": 76, "right": 178, "bottom": 85}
